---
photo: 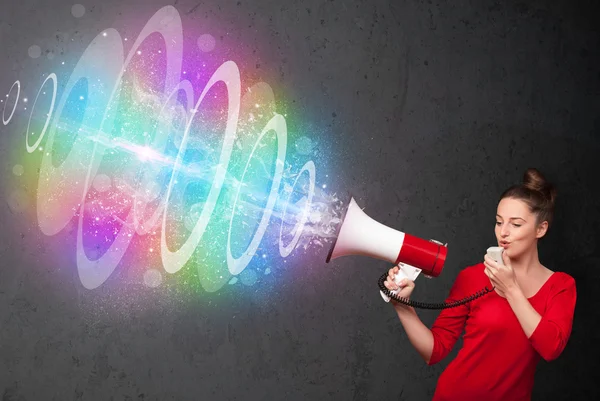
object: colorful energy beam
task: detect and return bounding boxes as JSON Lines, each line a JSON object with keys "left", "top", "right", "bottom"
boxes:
{"left": 1, "top": 5, "right": 344, "bottom": 294}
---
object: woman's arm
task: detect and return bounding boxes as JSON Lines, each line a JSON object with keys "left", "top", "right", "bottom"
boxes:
{"left": 484, "top": 255, "right": 577, "bottom": 360}
{"left": 514, "top": 276, "right": 577, "bottom": 361}
{"left": 394, "top": 305, "right": 434, "bottom": 363}
{"left": 505, "top": 287, "right": 542, "bottom": 337}
{"left": 387, "top": 267, "right": 470, "bottom": 365}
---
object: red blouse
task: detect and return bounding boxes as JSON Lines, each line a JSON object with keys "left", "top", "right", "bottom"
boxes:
{"left": 429, "top": 263, "right": 576, "bottom": 401}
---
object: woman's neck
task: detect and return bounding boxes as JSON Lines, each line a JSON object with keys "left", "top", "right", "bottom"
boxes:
{"left": 509, "top": 248, "right": 541, "bottom": 275}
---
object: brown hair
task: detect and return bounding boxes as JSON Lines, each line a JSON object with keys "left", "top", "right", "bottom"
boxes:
{"left": 500, "top": 168, "right": 557, "bottom": 228}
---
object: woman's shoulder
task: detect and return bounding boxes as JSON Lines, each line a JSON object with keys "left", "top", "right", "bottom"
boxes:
{"left": 452, "top": 262, "right": 487, "bottom": 287}
{"left": 457, "top": 262, "right": 486, "bottom": 278}
{"left": 548, "top": 270, "right": 576, "bottom": 291}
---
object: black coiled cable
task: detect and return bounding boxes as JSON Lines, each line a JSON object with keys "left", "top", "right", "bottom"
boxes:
{"left": 377, "top": 272, "right": 495, "bottom": 310}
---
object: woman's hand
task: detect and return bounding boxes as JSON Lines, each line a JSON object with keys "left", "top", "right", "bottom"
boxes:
{"left": 384, "top": 265, "right": 416, "bottom": 306}
{"left": 483, "top": 252, "right": 520, "bottom": 298}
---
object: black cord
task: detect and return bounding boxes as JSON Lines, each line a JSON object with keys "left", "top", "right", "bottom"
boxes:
{"left": 377, "top": 272, "right": 495, "bottom": 310}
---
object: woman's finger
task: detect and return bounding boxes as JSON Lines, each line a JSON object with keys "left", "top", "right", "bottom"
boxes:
{"left": 386, "top": 278, "right": 397, "bottom": 290}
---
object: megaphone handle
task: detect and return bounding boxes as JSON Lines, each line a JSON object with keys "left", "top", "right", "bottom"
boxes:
{"left": 380, "top": 266, "right": 411, "bottom": 303}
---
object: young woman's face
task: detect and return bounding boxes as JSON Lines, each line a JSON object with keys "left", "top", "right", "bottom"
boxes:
{"left": 495, "top": 197, "right": 547, "bottom": 259}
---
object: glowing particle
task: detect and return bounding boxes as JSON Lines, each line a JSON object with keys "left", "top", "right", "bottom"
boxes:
{"left": 228, "top": 277, "right": 238, "bottom": 285}
{"left": 28, "top": 45, "right": 41, "bottom": 59}
{"left": 137, "top": 50, "right": 141, "bottom": 55}
{"left": 143, "top": 269, "right": 163, "bottom": 288}
{"left": 264, "top": 268, "right": 271, "bottom": 275}
{"left": 12, "top": 164, "right": 24, "bottom": 176}
{"left": 79, "top": 96, "right": 84, "bottom": 100}
{"left": 102, "top": 32, "right": 107, "bottom": 37}
{"left": 23, "top": 98, "right": 28, "bottom": 103}
{"left": 197, "top": 34, "right": 216, "bottom": 52}
{"left": 322, "top": 184, "right": 327, "bottom": 189}
{"left": 71, "top": 4, "right": 85, "bottom": 18}
{"left": 138, "top": 146, "right": 153, "bottom": 161}
{"left": 149, "top": 248, "right": 153, "bottom": 252}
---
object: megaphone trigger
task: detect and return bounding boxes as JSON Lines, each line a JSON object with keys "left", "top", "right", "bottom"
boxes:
{"left": 380, "top": 263, "right": 422, "bottom": 303}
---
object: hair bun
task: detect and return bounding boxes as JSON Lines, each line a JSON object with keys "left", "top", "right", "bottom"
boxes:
{"left": 523, "top": 168, "right": 557, "bottom": 205}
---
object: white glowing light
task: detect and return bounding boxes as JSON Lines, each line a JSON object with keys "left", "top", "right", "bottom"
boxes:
{"left": 138, "top": 146, "right": 154, "bottom": 161}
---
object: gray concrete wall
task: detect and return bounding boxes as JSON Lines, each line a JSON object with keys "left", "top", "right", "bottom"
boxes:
{"left": 1, "top": 0, "right": 598, "bottom": 400}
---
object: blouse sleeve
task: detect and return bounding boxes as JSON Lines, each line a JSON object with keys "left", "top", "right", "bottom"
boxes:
{"left": 528, "top": 274, "right": 577, "bottom": 361}
{"left": 427, "top": 269, "right": 471, "bottom": 365}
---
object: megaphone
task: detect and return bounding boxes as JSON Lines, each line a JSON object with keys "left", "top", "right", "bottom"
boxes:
{"left": 326, "top": 197, "right": 448, "bottom": 302}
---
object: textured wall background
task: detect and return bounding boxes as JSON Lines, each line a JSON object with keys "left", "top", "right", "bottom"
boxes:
{"left": 1, "top": 0, "right": 598, "bottom": 400}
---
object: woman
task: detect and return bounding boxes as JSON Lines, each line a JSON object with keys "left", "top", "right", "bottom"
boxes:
{"left": 385, "top": 168, "right": 576, "bottom": 401}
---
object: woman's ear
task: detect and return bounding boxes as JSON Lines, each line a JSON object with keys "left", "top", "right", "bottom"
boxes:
{"left": 536, "top": 221, "right": 548, "bottom": 239}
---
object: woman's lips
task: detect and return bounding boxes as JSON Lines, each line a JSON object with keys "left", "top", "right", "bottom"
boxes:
{"left": 500, "top": 242, "right": 510, "bottom": 248}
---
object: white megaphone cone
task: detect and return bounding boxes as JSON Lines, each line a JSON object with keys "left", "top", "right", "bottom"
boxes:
{"left": 326, "top": 197, "right": 447, "bottom": 302}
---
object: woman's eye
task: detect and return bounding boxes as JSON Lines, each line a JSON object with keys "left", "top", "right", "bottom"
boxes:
{"left": 495, "top": 222, "right": 501, "bottom": 226}
{"left": 513, "top": 224, "right": 521, "bottom": 227}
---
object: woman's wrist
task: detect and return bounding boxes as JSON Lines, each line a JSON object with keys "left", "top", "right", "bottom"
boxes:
{"left": 506, "top": 282, "right": 525, "bottom": 303}
{"left": 394, "top": 302, "right": 416, "bottom": 316}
